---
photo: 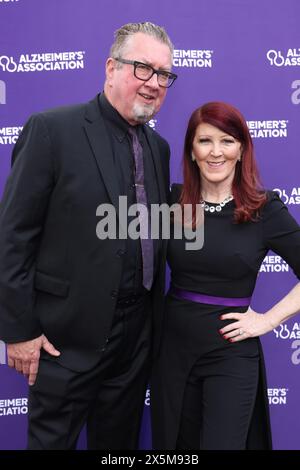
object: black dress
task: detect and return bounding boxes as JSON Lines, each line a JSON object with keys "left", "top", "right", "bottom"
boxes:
{"left": 151, "top": 185, "right": 300, "bottom": 450}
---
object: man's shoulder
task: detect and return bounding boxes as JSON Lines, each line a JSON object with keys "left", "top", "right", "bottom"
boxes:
{"left": 39, "top": 95, "right": 94, "bottom": 118}
{"left": 31, "top": 95, "right": 99, "bottom": 125}
{"left": 42, "top": 102, "right": 86, "bottom": 118}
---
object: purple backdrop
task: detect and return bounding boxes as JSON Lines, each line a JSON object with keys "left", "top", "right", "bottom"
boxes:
{"left": 0, "top": 0, "right": 300, "bottom": 450}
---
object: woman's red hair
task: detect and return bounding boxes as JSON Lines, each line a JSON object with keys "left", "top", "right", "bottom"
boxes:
{"left": 180, "top": 102, "right": 267, "bottom": 223}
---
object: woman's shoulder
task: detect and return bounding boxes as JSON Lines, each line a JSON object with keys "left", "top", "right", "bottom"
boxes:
{"left": 264, "top": 189, "right": 285, "bottom": 205}
{"left": 261, "top": 189, "right": 287, "bottom": 219}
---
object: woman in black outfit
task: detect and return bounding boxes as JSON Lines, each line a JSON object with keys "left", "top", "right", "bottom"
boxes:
{"left": 151, "top": 102, "right": 300, "bottom": 450}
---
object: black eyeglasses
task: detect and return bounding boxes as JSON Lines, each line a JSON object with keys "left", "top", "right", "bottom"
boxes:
{"left": 114, "top": 58, "right": 177, "bottom": 88}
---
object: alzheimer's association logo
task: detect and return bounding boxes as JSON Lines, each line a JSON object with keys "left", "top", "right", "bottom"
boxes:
{"left": 0, "top": 51, "right": 85, "bottom": 73}
{"left": 147, "top": 119, "right": 157, "bottom": 130}
{"left": 273, "top": 187, "right": 300, "bottom": 205}
{"left": 247, "top": 120, "right": 288, "bottom": 138}
{"left": 267, "top": 48, "right": 300, "bottom": 67}
{"left": 0, "top": 398, "right": 28, "bottom": 417}
{"left": 273, "top": 322, "right": 300, "bottom": 341}
{"left": 268, "top": 388, "right": 288, "bottom": 405}
{"left": 173, "top": 49, "right": 213, "bottom": 68}
{"left": 0, "top": 126, "right": 23, "bottom": 145}
{"left": 259, "top": 255, "right": 289, "bottom": 274}
{"left": 272, "top": 323, "right": 300, "bottom": 366}
{"left": 145, "top": 388, "right": 150, "bottom": 406}
{"left": 0, "top": 56, "right": 17, "bottom": 72}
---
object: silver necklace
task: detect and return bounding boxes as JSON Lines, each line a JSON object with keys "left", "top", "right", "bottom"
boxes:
{"left": 200, "top": 195, "right": 233, "bottom": 213}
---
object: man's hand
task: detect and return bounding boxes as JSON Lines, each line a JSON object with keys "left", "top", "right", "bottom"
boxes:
{"left": 7, "top": 335, "right": 60, "bottom": 386}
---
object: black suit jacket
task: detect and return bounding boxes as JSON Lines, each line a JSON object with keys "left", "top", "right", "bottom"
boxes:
{"left": 0, "top": 94, "right": 170, "bottom": 371}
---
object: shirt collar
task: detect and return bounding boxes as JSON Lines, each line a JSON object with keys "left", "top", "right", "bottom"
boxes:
{"left": 98, "top": 93, "right": 143, "bottom": 142}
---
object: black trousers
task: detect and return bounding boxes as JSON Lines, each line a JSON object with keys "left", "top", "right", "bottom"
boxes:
{"left": 27, "top": 296, "right": 151, "bottom": 450}
{"left": 176, "top": 353, "right": 259, "bottom": 450}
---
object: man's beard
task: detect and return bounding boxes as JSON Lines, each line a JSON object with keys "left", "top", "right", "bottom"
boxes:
{"left": 132, "top": 102, "right": 156, "bottom": 124}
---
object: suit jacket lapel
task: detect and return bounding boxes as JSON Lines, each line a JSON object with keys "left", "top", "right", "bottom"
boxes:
{"left": 83, "top": 96, "right": 121, "bottom": 212}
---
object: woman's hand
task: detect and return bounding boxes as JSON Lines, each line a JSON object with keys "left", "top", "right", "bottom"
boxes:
{"left": 219, "top": 307, "right": 275, "bottom": 342}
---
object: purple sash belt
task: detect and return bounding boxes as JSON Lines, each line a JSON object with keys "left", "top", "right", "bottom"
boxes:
{"left": 170, "top": 286, "right": 251, "bottom": 307}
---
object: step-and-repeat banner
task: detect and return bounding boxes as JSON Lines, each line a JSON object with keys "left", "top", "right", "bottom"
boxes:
{"left": 0, "top": 0, "right": 299, "bottom": 450}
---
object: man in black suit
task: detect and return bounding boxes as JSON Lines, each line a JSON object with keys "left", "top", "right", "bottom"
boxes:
{"left": 0, "top": 22, "right": 176, "bottom": 449}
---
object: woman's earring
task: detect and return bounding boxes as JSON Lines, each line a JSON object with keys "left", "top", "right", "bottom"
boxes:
{"left": 191, "top": 152, "right": 196, "bottom": 162}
